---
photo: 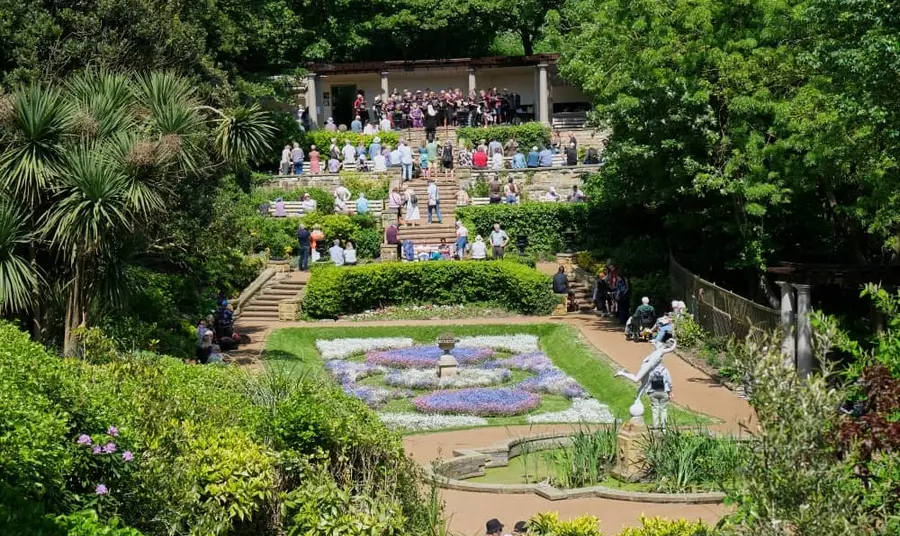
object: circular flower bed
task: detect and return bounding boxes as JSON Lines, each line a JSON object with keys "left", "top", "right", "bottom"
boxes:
{"left": 366, "top": 346, "right": 494, "bottom": 368}
{"left": 413, "top": 388, "right": 541, "bottom": 417}
{"left": 384, "top": 368, "right": 511, "bottom": 389}
{"left": 518, "top": 369, "right": 587, "bottom": 398}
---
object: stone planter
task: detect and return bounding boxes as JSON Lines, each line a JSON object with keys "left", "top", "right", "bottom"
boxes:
{"left": 278, "top": 300, "right": 301, "bottom": 321}
{"left": 267, "top": 259, "right": 290, "bottom": 273}
{"left": 380, "top": 243, "right": 399, "bottom": 262}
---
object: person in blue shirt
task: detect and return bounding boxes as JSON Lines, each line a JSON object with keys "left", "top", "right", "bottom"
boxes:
{"left": 368, "top": 137, "right": 382, "bottom": 160}
{"left": 539, "top": 146, "right": 554, "bottom": 167}
{"left": 511, "top": 149, "right": 526, "bottom": 169}
{"left": 526, "top": 146, "right": 540, "bottom": 168}
{"left": 355, "top": 193, "right": 369, "bottom": 215}
{"left": 350, "top": 115, "right": 362, "bottom": 133}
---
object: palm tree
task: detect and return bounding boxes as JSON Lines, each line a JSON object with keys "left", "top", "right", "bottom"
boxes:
{"left": 0, "top": 71, "right": 275, "bottom": 353}
{"left": 0, "top": 201, "right": 37, "bottom": 314}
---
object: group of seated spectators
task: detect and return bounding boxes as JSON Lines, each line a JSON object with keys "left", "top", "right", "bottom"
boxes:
{"left": 192, "top": 300, "right": 247, "bottom": 365}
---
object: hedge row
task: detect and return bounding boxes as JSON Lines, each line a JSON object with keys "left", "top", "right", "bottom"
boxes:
{"left": 302, "top": 131, "right": 400, "bottom": 153}
{"left": 458, "top": 123, "right": 551, "bottom": 151}
{"left": 302, "top": 261, "right": 557, "bottom": 318}
{"left": 457, "top": 202, "right": 594, "bottom": 254}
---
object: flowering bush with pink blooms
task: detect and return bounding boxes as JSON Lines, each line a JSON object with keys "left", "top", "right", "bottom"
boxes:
{"left": 413, "top": 388, "right": 541, "bottom": 416}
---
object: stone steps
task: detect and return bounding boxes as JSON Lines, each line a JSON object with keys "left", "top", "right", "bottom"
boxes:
{"left": 237, "top": 277, "right": 306, "bottom": 320}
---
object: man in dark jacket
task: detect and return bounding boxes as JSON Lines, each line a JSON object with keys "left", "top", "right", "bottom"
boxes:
{"left": 297, "top": 223, "right": 311, "bottom": 271}
{"left": 552, "top": 266, "right": 569, "bottom": 294}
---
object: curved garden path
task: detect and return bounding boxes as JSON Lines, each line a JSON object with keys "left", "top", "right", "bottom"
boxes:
{"left": 231, "top": 273, "right": 755, "bottom": 534}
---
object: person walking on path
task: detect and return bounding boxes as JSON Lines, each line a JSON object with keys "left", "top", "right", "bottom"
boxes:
{"left": 647, "top": 362, "right": 674, "bottom": 429}
{"left": 427, "top": 177, "right": 442, "bottom": 224}
{"left": 296, "top": 223, "right": 311, "bottom": 271}
{"left": 489, "top": 223, "right": 509, "bottom": 259}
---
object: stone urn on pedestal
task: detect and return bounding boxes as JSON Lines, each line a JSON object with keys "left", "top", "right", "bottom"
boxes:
{"left": 437, "top": 333, "right": 459, "bottom": 378}
{"left": 610, "top": 401, "right": 649, "bottom": 482}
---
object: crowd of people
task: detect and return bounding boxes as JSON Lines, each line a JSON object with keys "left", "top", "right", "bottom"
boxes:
{"left": 382, "top": 220, "right": 511, "bottom": 262}
{"left": 278, "top": 131, "right": 604, "bottom": 177}
{"left": 339, "top": 88, "right": 527, "bottom": 133}
{"left": 191, "top": 299, "right": 249, "bottom": 365}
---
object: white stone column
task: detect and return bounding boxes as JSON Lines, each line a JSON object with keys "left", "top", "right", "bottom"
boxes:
{"left": 306, "top": 72, "right": 318, "bottom": 128}
{"left": 537, "top": 63, "right": 550, "bottom": 125}
{"left": 467, "top": 67, "right": 477, "bottom": 94}
{"left": 380, "top": 71, "right": 389, "bottom": 100}
{"left": 776, "top": 281, "right": 796, "bottom": 367}
{"left": 794, "top": 284, "right": 813, "bottom": 377}
{"left": 533, "top": 67, "right": 540, "bottom": 124}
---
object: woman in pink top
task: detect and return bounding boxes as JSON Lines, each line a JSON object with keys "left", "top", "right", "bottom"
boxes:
{"left": 308, "top": 145, "right": 321, "bottom": 174}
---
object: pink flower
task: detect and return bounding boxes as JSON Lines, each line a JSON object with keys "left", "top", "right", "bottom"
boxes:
{"left": 107, "top": 426, "right": 119, "bottom": 437}
{"left": 95, "top": 484, "right": 109, "bottom": 495}
{"left": 76, "top": 434, "right": 92, "bottom": 446}
{"left": 122, "top": 451, "right": 134, "bottom": 462}
{"left": 92, "top": 445, "right": 102, "bottom": 455}
{"left": 102, "top": 442, "right": 117, "bottom": 454}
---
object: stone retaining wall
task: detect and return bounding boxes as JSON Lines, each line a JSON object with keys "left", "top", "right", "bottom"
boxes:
{"left": 426, "top": 431, "right": 727, "bottom": 505}
{"left": 463, "top": 166, "right": 599, "bottom": 200}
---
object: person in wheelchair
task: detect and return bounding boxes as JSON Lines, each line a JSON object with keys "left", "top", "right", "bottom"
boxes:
{"left": 625, "top": 297, "right": 657, "bottom": 341}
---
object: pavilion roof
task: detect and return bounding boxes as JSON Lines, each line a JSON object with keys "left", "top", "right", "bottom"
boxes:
{"left": 307, "top": 54, "right": 560, "bottom": 75}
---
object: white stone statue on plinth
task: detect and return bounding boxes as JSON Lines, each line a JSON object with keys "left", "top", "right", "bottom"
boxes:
{"left": 615, "top": 339, "right": 677, "bottom": 421}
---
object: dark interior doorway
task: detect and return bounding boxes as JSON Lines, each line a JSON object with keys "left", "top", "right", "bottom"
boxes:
{"left": 331, "top": 84, "right": 357, "bottom": 127}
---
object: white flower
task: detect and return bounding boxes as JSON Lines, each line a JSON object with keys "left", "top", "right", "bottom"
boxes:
{"left": 379, "top": 412, "right": 488, "bottom": 431}
{"left": 316, "top": 337, "right": 414, "bottom": 360}
{"left": 526, "top": 399, "right": 615, "bottom": 424}
{"left": 384, "top": 368, "right": 511, "bottom": 389}
{"left": 456, "top": 335, "right": 540, "bottom": 354}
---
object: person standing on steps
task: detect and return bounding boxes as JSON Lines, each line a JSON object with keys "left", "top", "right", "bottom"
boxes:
{"left": 489, "top": 223, "right": 509, "bottom": 259}
{"left": 455, "top": 221, "right": 469, "bottom": 258}
{"left": 488, "top": 174, "right": 502, "bottom": 204}
{"left": 404, "top": 183, "right": 421, "bottom": 225}
{"left": 441, "top": 139, "right": 455, "bottom": 179}
{"left": 426, "top": 177, "right": 442, "bottom": 224}
{"left": 296, "top": 223, "right": 311, "bottom": 272}
{"left": 648, "top": 361, "right": 674, "bottom": 429}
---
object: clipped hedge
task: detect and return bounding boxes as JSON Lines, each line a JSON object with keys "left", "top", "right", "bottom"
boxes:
{"left": 302, "top": 261, "right": 557, "bottom": 318}
{"left": 303, "top": 131, "right": 400, "bottom": 153}
{"left": 457, "top": 202, "right": 594, "bottom": 254}
{"left": 458, "top": 123, "right": 551, "bottom": 150}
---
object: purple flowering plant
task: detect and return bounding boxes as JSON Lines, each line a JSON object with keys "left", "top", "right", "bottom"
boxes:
{"left": 366, "top": 346, "right": 494, "bottom": 368}
{"left": 480, "top": 352, "right": 553, "bottom": 372}
{"left": 73, "top": 425, "right": 136, "bottom": 508}
{"left": 517, "top": 369, "right": 587, "bottom": 398}
{"left": 413, "top": 388, "right": 541, "bottom": 416}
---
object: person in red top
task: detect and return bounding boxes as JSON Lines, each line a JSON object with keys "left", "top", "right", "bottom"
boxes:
{"left": 472, "top": 148, "right": 488, "bottom": 168}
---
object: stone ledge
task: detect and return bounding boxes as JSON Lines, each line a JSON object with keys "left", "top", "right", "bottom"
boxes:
{"left": 425, "top": 430, "right": 727, "bottom": 504}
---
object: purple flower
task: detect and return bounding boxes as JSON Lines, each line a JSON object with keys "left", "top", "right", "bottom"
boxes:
{"left": 413, "top": 388, "right": 541, "bottom": 417}
{"left": 366, "top": 346, "right": 494, "bottom": 369}
{"left": 92, "top": 445, "right": 102, "bottom": 455}
{"left": 324, "top": 360, "right": 383, "bottom": 385}
{"left": 76, "top": 434, "right": 92, "bottom": 446}
{"left": 95, "top": 484, "right": 109, "bottom": 495}
{"left": 102, "top": 442, "right": 117, "bottom": 454}
{"left": 122, "top": 451, "right": 134, "bottom": 462}
{"left": 107, "top": 426, "right": 119, "bottom": 437}
{"left": 342, "top": 383, "right": 408, "bottom": 408}
{"left": 518, "top": 369, "right": 587, "bottom": 398}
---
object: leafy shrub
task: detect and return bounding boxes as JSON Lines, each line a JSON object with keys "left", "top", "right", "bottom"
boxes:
{"left": 504, "top": 251, "right": 537, "bottom": 268}
{"left": 352, "top": 227, "right": 382, "bottom": 259}
{"left": 251, "top": 186, "right": 335, "bottom": 214}
{"left": 641, "top": 427, "right": 744, "bottom": 493}
{"left": 302, "top": 261, "right": 557, "bottom": 318}
{"left": 618, "top": 516, "right": 715, "bottom": 536}
{"left": 303, "top": 131, "right": 399, "bottom": 154}
{"left": 629, "top": 272, "right": 668, "bottom": 312}
{"left": 282, "top": 462, "right": 405, "bottom": 536}
{"left": 305, "top": 187, "right": 335, "bottom": 214}
{"left": 528, "top": 512, "right": 601, "bottom": 536}
{"left": 544, "top": 426, "right": 618, "bottom": 488}
{"left": 673, "top": 313, "right": 705, "bottom": 349}
{"left": 458, "top": 123, "right": 551, "bottom": 150}
{"left": 457, "top": 203, "right": 593, "bottom": 254}
{"left": 340, "top": 172, "right": 390, "bottom": 200}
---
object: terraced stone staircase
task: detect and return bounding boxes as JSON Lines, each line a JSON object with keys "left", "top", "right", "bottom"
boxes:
{"left": 396, "top": 176, "right": 460, "bottom": 248}
{"left": 237, "top": 275, "right": 306, "bottom": 322}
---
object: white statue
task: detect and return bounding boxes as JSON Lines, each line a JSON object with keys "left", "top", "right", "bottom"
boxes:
{"left": 615, "top": 339, "right": 677, "bottom": 419}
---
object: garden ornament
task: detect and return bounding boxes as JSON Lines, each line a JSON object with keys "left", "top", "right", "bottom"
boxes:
{"left": 615, "top": 339, "right": 677, "bottom": 418}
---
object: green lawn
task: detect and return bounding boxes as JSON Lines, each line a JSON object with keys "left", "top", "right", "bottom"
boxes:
{"left": 265, "top": 323, "right": 712, "bottom": 427}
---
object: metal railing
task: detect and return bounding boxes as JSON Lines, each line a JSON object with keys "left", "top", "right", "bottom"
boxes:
{"left": 670, "top": 257, "right": 780, "bottom": 339}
